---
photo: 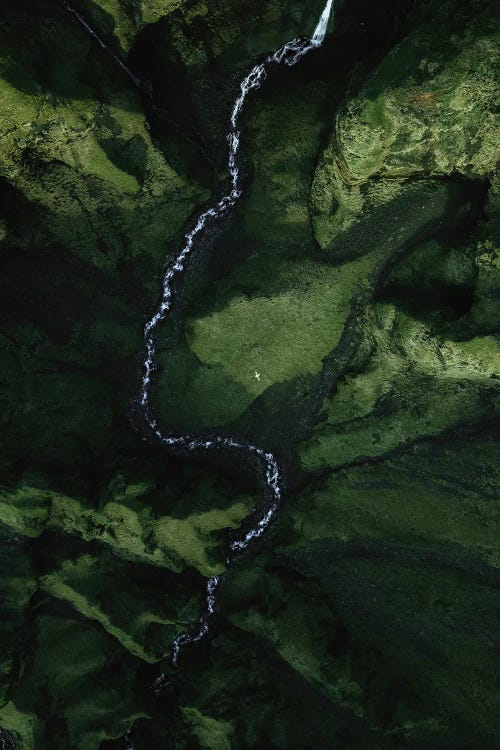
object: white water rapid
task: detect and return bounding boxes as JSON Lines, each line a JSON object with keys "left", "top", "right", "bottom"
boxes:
{"left": 140, "top": 1, "right": 334, "bottom": 674}
{"left": 0, "top": 729, "right": 14, "bottom": 750}
{"left": 63, "top": 0, "right": 334, "bottom": 704}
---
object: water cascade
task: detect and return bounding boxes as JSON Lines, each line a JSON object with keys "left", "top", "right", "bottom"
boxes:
{"left": 312, "top": 0, "right": 335, "bottom": 45}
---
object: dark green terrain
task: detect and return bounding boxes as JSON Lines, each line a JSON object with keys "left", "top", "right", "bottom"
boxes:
{"left": 0, "top": 0, "right": 498, "bottom": 748}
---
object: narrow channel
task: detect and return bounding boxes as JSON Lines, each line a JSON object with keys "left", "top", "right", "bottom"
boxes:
{"left": 63, "top": 0, "right": 335, "bottom": 703}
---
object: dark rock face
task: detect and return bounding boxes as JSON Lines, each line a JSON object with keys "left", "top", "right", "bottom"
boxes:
{"left": 0, "top": 0, "right": 498, "bottom": 748}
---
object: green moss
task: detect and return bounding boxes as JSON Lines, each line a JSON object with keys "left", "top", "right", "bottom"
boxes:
{"left": 12, "top": 615, "right": 145, "bottom": 750}
{"left": 38, "top": 551, "right": 199, "bottom": 663}
{"left": 165, "top": 0, "right": 327, "bottom": 75}
{"left": 181, "top": 707, "right": 233, "bottom": 750}
{"left": 291, "top": 436, "right": 499, "bottom": 565}
{"left": 386, "top": 238, "right": 477, "bottom": 290}
{"left": 0, "top": 477, "right": 252, "bottom": 576}
{"left": 223, "top": 543, "right": 500, "bottom": 746}
{"left": 470, "top": 177, "right": 500, "bottom": 333}
{"left": 154, "top": 502, "right": 250, "bottom": 575}
{"left": 223, "top": 416, "right": 500, "bottom": 744}
{"left": 312, "top": 11, "right": 499, "bottom": 249}
{"left": 228, "top": 583, "right": 343, "bottom": 697}
{"left": 0, "top": 537, "right": 37, "bottom": 707}
{"left": 188, "top": 258, "right": 371, "bottom": 405}
{"left": 0, "top": 341, "right": 115, "bottom": 465}
{"left": 0, "top": 0, "right": 498, "bottom": 748}
{"left": 41, "top": 566, "right": 157, "bottom": 663}
{"left": 155, "top": 342, "right": 254, "bottom": 431}
{"left": 238, "top": 81, "right": 332, "bottom": 250}
{"left": 0, "top": 702, "right": 40, "bottom": 750}
{"left": 300, "top": 302, "right": 499, "bottom": 471}
{"left": 73, "top": 0, "right": 186, "bottom": 54}
{"left": 0, "top": 10, "right": 207, "bottom": 274}
{"left": 308, "top": 553, "right": 500, "bottom": 741}
{"left": 154, "top": 255, "right": 371, "bottom": 432}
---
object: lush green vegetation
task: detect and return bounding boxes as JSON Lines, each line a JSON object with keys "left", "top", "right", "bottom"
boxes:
{"left": 0, "top": 0, "right": 498, "bottom": 748}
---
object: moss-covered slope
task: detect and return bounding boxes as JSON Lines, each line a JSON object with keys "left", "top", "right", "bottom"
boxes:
{"left": 0, "top": 0, "right": 498, "bottom": 748}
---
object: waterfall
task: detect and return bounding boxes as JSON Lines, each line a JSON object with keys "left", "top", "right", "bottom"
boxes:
{"left": 312, "top": 0, "right": 335, "bottom": 46}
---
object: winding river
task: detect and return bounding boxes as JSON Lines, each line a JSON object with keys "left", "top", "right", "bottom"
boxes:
{"left": 63, "top": 0, "right": 335, "bottom": 737}
{"left": 139, "top": 0, "right": 335, "bottom": 672}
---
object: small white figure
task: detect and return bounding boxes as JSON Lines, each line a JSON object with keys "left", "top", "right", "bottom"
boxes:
{"left": 254, "top": 371, "right": 261, "bottom": 382}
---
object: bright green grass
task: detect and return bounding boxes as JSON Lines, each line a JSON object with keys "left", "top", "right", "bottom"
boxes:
{"left": 0, "top": 480, "right": 252, "bottom": 576}
{"left": 300, "top": 303, "right": 500, "bottom": 471}
{"left": 181, "top": 256, "right": 371, "bottom": 425}
{"left": 181, "top": 707, "right": 233, "bottom": 750}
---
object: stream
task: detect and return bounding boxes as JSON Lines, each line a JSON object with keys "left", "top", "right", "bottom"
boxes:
{"left": 138, "top": 0, "right": 335, "bottom": 673}
{"left": 62, "top": 0, "right": 335, "bottom": 743}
